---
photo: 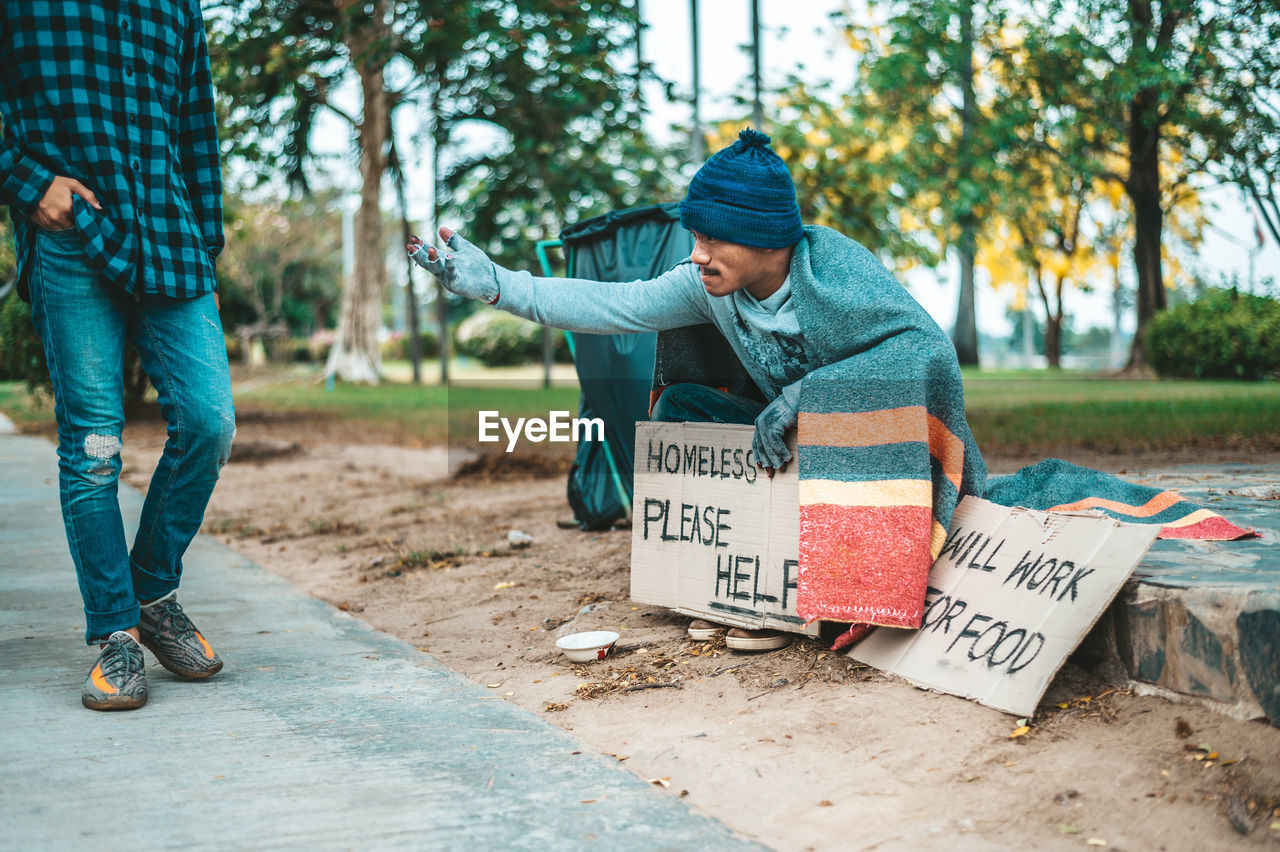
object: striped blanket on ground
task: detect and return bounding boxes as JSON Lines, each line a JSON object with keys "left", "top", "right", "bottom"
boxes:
{"left": 984, "top": 459, "right": 1256, "bottom": 541}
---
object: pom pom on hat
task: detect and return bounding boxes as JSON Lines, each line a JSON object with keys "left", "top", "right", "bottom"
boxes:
{"left": 736, "top": 127, "right": 773, "bottom": 148}
{"left": 679, "top": 127, "right": 802, "bottom": 249}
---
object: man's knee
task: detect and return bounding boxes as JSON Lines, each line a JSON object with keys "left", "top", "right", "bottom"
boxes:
{"left": 651, "top": 383, "right": 708, "bottom": 423}
{"left": 183, "top": 404, "right": 236, "bottom": 466}
{"left": 72, "top": 431, "right": 123, "bottom": 484}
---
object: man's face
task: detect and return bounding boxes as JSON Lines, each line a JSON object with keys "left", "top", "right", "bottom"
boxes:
{"left": 689, "top": 231, "right": 783, "bottom": 298}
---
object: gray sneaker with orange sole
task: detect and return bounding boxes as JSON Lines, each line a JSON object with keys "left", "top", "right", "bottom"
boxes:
{"left": 81, "top": 631, "right": 148, "bottom": 711}
{"left": 138, "top": 591, "right": 223, "bottom": 679}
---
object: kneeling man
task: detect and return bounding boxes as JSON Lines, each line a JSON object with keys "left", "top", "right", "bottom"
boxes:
{"left": 410, "top": 129, "right": 986, "bottom": 650}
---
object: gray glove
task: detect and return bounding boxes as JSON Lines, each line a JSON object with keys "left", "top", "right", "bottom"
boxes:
{"left": 753, "top": 383, "right": 800, "bottom": 470}
{"left": 408, "top": 228, "right": 502, "bottom": 305}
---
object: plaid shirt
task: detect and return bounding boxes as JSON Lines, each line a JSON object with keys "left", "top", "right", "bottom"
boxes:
{"left": 0, "top": 0, "right": 223, "bottom": 300}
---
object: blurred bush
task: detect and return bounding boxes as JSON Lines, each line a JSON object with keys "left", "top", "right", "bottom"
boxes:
{"left": 452, "top": 309, "right": 572, "bottom": 367}
{"left": 0, "top": 294, "right": 48, "bottom": 390}
{"left": 381, "top": 330, "right": 440, "bottom": 362}
{"left": 1145, "top": 288, "right": 1280, "bottom": 379}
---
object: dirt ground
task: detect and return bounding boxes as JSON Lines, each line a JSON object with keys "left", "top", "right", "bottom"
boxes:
{"left": 116, "top": 407, "right": 1280, "bottom": 852}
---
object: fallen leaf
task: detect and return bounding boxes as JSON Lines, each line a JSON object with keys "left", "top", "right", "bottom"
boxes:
{"left": 580, "top": 799, "right": 596, "bottom": 804}
{"left": 1056, "top": 702, "right": 1069, "bottom": 709}
{"left": 1055, "top": 824, "right": 1080, "bottom": 834}
{"left": 486, "top": 682, "right": 502, "bottom": 688}
{"left": 1009, "top": 726, "right": 1030, "bottom": 738}
{"left": 1086, "top": 839, "right": 1107, "bottom": 847}
{"left": 1207, "top": 751, "right": 1219, "bottom": 760}
{"left": 818, "top": 800, "right": 833, "bottom": 807}
{"left": 494, "top": 581, "right": 515, "bottom": 590}
{"left": 649, "top": 777, "right": 671, "bottom": 789}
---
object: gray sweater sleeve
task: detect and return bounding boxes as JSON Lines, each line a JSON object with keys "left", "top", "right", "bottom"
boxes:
{"left": 494, "top": 262, "right": 712, "bottom": 334}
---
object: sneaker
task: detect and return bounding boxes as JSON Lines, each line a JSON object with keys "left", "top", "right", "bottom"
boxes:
{"left": 138, "top": 591, "right": 223, "bottom": 679}
{"left": 687, "top": 619, "right": 726, "bottom": 641}
{"left": 82, "top": 631, "right": 148, "bottom": 711}
{"left": 725, "top": 627, "right": 791, "bottom": 651}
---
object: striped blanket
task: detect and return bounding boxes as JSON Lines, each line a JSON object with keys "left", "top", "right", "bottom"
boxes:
{"left": 786, "top": 229, "right": 988, "bottom": 634}
{"left": 984, "top": 459, "right": 1256, "bottom": 541}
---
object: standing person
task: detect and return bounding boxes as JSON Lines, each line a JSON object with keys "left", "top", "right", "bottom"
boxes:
{"left": 1, "top": 0, "right": 234, "bottom": 710}
{"left": 408, "top": 129, "right": 987, "bottom": 651}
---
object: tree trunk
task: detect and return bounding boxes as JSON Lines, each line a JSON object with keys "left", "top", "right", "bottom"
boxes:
{"left": 325, "top": 13, "right": 389, "bottom": 384}
{"left": 430, "top": 100, "right": 449, "bottom": 385}
{"left": 1044, "top": 276, "right": 1066, "bottom": 369}
{"left": 951, "top": 0, "right": 980, "bottom": 366}
{"left": 1124, "top": 0, "right": 1167, "bottom": 373}
{"left": 390, "top": 136, "right": 422, "bottom": 384}
{"left": 1125, "top": 87, "right": 1165, "bottom": 370}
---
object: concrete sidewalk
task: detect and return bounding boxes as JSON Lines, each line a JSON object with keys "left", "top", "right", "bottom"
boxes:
{"left": 0, "top": 432, "right": 761, "bottom": 851}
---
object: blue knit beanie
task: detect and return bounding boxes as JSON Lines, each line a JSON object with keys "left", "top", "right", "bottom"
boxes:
{"left": 679, "top": 128, "right": 803, "bottom": 249}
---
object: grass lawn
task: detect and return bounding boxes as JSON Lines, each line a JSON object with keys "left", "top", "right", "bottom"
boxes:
{"left": 3, "top": 365, "right": 1277, "bottom": 455}
{"left": 233, "top": 367, "right": 583, "bottom": 446}
{"left": 961, "top": 369, "right": 1280, "bottom": 453}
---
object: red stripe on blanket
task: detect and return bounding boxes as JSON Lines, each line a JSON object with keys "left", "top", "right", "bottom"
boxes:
{"left": 796, "top": 503, "right": 934, "bottom": 628}
{"left": 1159, "top": 516, "right": 1258, "bottom": 541}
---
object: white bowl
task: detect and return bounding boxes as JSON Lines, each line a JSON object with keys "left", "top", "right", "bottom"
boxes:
{"left": 555, "top": 630, "right": 620, "bottom": 663}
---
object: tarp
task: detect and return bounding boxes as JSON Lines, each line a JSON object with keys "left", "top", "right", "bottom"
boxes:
{"left": 559, "top": 204, "right": 695, "bottom": 530}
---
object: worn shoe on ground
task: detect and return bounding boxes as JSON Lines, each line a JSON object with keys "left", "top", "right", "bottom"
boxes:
{"left": 687, "top": 619, "right": 726, "bottom": 641}
{"left": 725, "top": 627, "right": 791, "bottom": 651}
{"left": 82, "top": 631, "right": 148, "bottom": 711}
{"left": 138, "top": 591, "right": 223, "bottom": 679}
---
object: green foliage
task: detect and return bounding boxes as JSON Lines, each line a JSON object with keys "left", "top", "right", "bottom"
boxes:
{"left": 437, "top": 3, "right": 683, "bottom": 267}
{"left": 766, "top": 94, "right": 939, "bottom": 270}
{"left": 1021, "top": 0, "right": 1280, "bottom": 355}
{"left": 381, "top": 330, "right": 439, "bottom": 362}
{"left": 834, "top": 1, "right": 1010, "bottom": 250}
{"left": 0, "top": 295, "right": 48, "bottom": 391}
{"left": 0, "top": 198, "right": 15, "bottom": 282}
{"left": 1144, "top": 289, "right": 1280, "bottom": 380}
{"left": 452, "top": 308, "right": 569, "bottom": 367}
{"left": 216, "top": 191, "right": 343, "bottom": 337}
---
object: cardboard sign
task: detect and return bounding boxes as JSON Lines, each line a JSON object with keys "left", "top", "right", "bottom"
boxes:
{"left": 630, "top": 422, "right": 818, "bottom": 636}
{"left": 849, "top": 496, "right": 1160, "bottom": 717}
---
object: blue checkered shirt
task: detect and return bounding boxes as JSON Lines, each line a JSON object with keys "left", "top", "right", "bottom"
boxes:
{"left": 0, "top": 0, "right": 223, "bottom": 300}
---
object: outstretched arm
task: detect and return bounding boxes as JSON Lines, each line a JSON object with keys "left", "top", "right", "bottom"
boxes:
{"left": 409, "top": 227, "right": 711, "bottom": 335}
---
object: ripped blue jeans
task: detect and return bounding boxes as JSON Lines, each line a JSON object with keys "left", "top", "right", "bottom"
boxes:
{"left": 29, "top": 228, "right": 235, "bottom": 643}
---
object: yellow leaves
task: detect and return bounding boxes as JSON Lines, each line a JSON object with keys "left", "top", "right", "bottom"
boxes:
{"left": 844, "top": 33, "right": 870, "bottom": 54}
{"left": 1009, "top": 725, "right": 1030, "bottom": 738}
{"left": 803, "top": 127, "right": 833, "bottom": 150}
{"left": 1045, "top": 253, "right": 1072, "bottom": 281}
